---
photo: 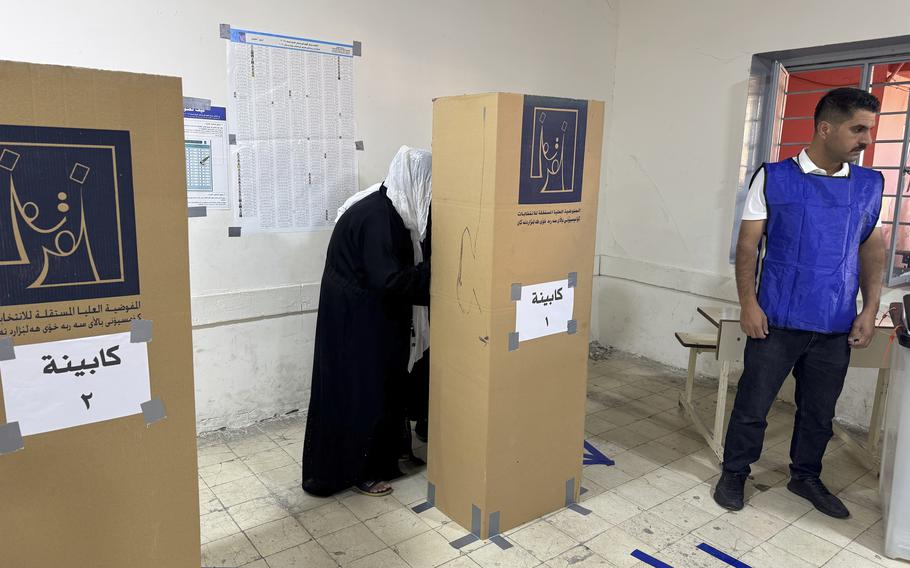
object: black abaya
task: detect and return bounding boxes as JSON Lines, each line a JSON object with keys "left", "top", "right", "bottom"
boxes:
{"left": 302, "top": 186, "right": 430, "bottom": 496}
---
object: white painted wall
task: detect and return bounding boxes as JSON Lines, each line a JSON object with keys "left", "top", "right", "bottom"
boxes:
{"left": 1, "top": 0, "right": 619, "bottom": 430}
{"left": 597, "top": 0, "right": 910, "bottom": 429}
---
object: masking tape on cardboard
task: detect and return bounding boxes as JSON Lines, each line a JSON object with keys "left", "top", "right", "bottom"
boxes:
{"left": 568, "top": 272, "right": 578, "bottom": 288}
{"left": 0, "top": 337, "right": 15, "bottom": 361}
{"left": 508, "top": 332, "right": 519, "bottom": 352}
{"left": 141, "top": 398, "right": 167, "bottom": 426}
{"left": 510, "top": 283, "right": 522, "bottom": 301}
{"left": 567, "top": 320, "right": 578, "bottom": 335}
{"left": 130, "top": 319, "right": 153, "bottom": 343}
{"left": 188, "top": 206, "right": 208, "bottom": 218}
{"left": 0, "top": 422, "right": 24, "bottom": 455}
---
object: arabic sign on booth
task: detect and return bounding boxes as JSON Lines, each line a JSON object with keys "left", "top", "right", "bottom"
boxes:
{"left": 0, "top": 331, "right": 150, "bottom": 436}
{"left": 515, "top": 279, "right": 575, "bottom": 342}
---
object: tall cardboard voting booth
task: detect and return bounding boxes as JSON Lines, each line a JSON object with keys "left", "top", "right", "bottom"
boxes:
{"left": 428, "top": 93, "right": 604, "bottom": 537}
{"left": 0, "top": 61, "right": 199, "bottom": 568}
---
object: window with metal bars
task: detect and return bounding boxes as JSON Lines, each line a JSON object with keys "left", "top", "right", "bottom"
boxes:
{"left": 735, "top": 42, "right": 910, "bottom": 286}
{"left": 771, "top": 60, "right": 910, "bottom": 286}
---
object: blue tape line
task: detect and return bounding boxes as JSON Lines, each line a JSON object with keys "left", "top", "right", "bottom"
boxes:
{"left": 583, "top": 440, "right": 615, "bottom": 466}
{"left": 697, "top": 543, "right": 752, "bottom": 568}
{"left": 491, "top": 535, "right": 513, "bottom": 550}
{"left": 568, "top": 503, "right": 592, "bottom": 516}
{"left": 449, "top": 534, "right": 480, "bottom": 549}
{"left": 412, "top": 502, "right": 433, "bottom": 514}
{"left": 631, "top": 550, "right": 674, "bottom": 568}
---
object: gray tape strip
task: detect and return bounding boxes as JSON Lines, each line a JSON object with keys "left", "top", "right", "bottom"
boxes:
{"left": 491, "top": 535, "right": 513, "bottom": 550}
{"left": 229, "top": 133, "right": 237, "bottom": 145}
{"left": 188, "top": 206, "right": 207, "bottom": 218}
{"left": 427, "top": 482, "right": 436, "bottom": 505}
{"left": 568, "top": 272, "right": 578, "bottom": 288}
{"left": 352, "top": 40, "right": 362, "bottom": 56}
{"left": 183, "top": 97, "right": 212, "bottom": 111}
{"left": 508, "top": 332, "right": 519, "bottom": 352}
{"left": 565, "top": 478, "right": 575, "bottom": 506}
{"left": 412, "top": 501, "right": 433, "bottom": 514}
{"left": 0, "top": 422, "right": 24, "bottom": 455}
{"left": 471, "top": 504, "right": 481, "bottom": 536}
{"left": 489, "top": 511, "right": 501, "bottom": 536}
{"left": 0, "top": 337, "right": 15, "bottom": 361}
{"left": 130, "top": 319, "right": 153, "bottom": 343}
{"left": 568, "top": 503, "right": 593, "bottom": 515}
{"left": 219, "top": 23, "right": 231, "bottom": 39}
{"left": 449, "top": 534, "right": 479, "bottom": 549}
{"left": 510, "top": 283, "right": 522, "bottom": 301}
{"left": 228, "top": 226, "right": 242, "bottom": 237}
{"left": 141, "top": 398, "right": 167, "bottom": 425}
{"left": 567, "top": 320, "right": 578, "bottom": 335}
{"left": 354, "top": 140, "right": 364, "bottom": 150}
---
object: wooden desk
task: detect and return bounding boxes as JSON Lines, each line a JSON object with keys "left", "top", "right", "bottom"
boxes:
{"left": 680, "top": 306, "right": 893, "bottom": 466}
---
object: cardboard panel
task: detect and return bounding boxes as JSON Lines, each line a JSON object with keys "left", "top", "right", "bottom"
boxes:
{"left": 0, "top": 61, "right": 199, "bottom": 568}
{"left": 429, "top": 92, "right": 603, "bottom": 537}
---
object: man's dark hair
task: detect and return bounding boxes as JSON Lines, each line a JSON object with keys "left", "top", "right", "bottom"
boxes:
{"left": 814, "top": 87, "right": 881, "bottom": 127}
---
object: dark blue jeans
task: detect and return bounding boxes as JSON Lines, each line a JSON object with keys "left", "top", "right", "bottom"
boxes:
{"left": 722, "top": 327, "right": 851, "bottom": 479}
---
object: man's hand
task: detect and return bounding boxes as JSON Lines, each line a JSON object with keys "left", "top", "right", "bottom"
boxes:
{"left": 849, "top": 311, "right": 876, "bottom": 349}
{"left": 741, "top": 302, "right": 769, "bottom": 339}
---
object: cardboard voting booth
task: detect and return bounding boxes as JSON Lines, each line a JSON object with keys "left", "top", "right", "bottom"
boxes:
{"left": 0, "top": 61, "right": 199, "bottom": 568}
{"left": 428, "top": 92, "right": 604, "bottom": 538}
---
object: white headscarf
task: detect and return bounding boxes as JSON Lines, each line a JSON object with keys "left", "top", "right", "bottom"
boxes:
{"left": 335, "top": 146, "right": 432, "bottom": 371}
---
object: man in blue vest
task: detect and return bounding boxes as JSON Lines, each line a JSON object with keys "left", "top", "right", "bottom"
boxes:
{"left": 714, "top": 88, "right": 885, "bottom": 518}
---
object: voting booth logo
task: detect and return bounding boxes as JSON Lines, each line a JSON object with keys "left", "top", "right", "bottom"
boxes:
{"left": 519, "top": 95, "right": 588, "bottom": 205}
{"left": 0, "top": 125, "right": 140, "bottom": 306}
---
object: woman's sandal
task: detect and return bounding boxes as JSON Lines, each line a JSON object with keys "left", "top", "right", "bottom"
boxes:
{"left": 354, "top": 480, "right": 393, "bottom": 497}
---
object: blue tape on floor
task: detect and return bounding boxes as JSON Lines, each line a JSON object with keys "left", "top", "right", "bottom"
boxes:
{"left": 490, "top": 535, "right": 513, "bottom": 550}
{"left": 583, "top": 440, "right": 615, "bottom": 466}
{"left": 631, "top": 549, "right": 674, "bottom": 568}
{"left": 449, "top": 534, "right": 480, "bottom": 549}
{"left": 697, "top": 543, "right": 752, "bottom": 568}
{"left": 568, "top": 503, "right": 592, "bottom": 515}
{"left": 412, "top": 501, "right": 433, "bottom": 514}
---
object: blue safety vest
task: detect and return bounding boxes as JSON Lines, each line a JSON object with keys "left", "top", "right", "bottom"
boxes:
{"left": 757, "top": 158, "right": 883, "bottom": 334}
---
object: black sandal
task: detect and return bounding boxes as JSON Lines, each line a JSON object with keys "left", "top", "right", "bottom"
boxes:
{"left": 354, "top": 480, "right": 393, "bottom": 497}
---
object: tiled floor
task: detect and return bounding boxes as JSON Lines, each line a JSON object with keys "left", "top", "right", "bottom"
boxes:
{"left": 197, "top": 352, "right": 909, "bottom": 567}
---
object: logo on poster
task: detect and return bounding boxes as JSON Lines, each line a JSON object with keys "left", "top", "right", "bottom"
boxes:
{"left": 0, "top": 125, "right": 140, "bottom": 306}
{"left": 519, "top": 96, "right": 588, "bottom": 205}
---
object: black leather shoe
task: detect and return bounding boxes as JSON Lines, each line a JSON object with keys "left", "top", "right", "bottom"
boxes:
{"left": 713, "top": 472, "right": 747, "bottom": 511}
{"left": 787, "top": 477, "right": 850, "bottom": 518}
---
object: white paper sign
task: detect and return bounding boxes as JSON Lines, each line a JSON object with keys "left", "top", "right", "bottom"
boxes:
{"left": 0, "top": 332, "right": 151, "bottom": 436}
{"left": 515, "top": 279, "right": 575, "bottom": 342}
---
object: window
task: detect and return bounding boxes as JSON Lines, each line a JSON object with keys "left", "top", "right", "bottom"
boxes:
{"left": 734, "top": 37, "right": 910, "bottom": 286}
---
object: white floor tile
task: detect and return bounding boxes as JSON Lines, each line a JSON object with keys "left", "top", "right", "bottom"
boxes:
{"left": 228, "top": 496, "right": 290, "bottom": 531}
{"left": 264, "top": 540, "right": 338, "bottom": 568}
{"left": 469, "top": 540, "right": 542, "bottom": 568}
{"left": 768, "top": 525, "right": 842, "bottom": 566}
{"left": 393, "top": 530, "right": 461, "bottom": 568}
{"left": 244, "top": 516, "right": 311, "bottom": 557}
{"left": 509, "top": 520, "right": 578, "bottom": 562}
{"left": 201, "top": 532, "right": 261, "bottom": 567}
{"left": 297, "top": 501, "right": 360, "bottom": 539}
{"left": 211, "top": 475, "right": 272, "bottom": 508}
{"left": 317, "top": 522, "right": 386, "bottom": 564}
{"left": 365, "top": 507, "right": 434, "bottom": 546}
